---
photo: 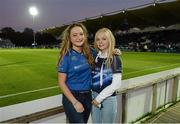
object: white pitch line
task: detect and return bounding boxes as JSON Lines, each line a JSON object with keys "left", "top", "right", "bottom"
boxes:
{"left": 0, "top": 63, "right": 54, "bottom": 67}
{"left": 0, "top": 63, "right": 179, "bottom": 99}
{"left": 0, "top": 86, "right": 58, "bottom": 99}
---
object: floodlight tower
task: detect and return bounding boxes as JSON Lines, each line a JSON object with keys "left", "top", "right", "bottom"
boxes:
{"left": 29, "top": 6, "right": 38, "bottom": 47}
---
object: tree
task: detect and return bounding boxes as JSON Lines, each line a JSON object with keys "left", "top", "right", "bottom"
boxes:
{"left": 1, "top": 27, "right": 16, "bottom": 40}
{"left": 22, "top": 28, "right": 34, "bottom": 46}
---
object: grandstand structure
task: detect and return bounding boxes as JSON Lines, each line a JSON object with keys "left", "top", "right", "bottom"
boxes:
{"left": 83, "top": 0, "right": 180, "bottom": 32}
{"left": 44, "top": 0, "right": 180, "bottom": 33}
{"left": 43, "top": 0, "right": 180, "bottom": 53}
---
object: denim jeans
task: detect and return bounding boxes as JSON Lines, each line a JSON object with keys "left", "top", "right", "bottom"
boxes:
{"left": 62, "top": 91, "right": 92, "bottom": 123}
{"left": 91, "top": 91, "right": 117, "bottom": 123}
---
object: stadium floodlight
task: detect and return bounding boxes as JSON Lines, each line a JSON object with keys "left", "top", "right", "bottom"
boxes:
{"left": 29, "top": 7, "right": 38, "bottom": 16}
{"left": 29, "top": 6, "right": 38, "bottom": 47}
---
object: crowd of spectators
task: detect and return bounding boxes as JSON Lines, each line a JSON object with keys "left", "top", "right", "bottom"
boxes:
{"left": 113, "top": 29, "right": 180, "bottom": 53}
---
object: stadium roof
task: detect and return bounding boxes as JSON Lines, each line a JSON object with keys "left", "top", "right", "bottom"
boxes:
{"left": 83, "top": 0, "right": 180, "bottom": 32}
{"left": 45, "top": 0, "right": 180, "bottom": 35}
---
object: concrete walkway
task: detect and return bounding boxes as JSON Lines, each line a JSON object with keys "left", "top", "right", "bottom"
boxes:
{"left": 30, "top": 113, "right": 66, "bottom": 123}
{"left": 30, "top": 113, "right": 92, "bottom": 123}
{"left": 145, "top": 101, "right": 180, "bottom": 123}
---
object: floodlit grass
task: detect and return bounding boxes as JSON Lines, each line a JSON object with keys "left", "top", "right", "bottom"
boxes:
{"left": 122, "top": 52, "right": 180, "bottom": 79}
{"left": 0, "top": 49, "right": 180, "bottom": 107}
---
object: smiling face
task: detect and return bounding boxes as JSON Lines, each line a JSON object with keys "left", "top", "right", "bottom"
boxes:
{"left": 95, "top": 33, "right": 109, "bottom": 53}
{"left": 70, "top": 26, "right": 85, "bottom": 50}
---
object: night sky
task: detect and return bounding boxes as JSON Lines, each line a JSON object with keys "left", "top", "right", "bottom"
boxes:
{"left": 0, "top": 0, "right": 175, "bottom": 31}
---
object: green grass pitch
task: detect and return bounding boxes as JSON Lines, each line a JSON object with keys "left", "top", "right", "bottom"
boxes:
{"left": 0, "top": 49, "right": 180, "bottom": 107}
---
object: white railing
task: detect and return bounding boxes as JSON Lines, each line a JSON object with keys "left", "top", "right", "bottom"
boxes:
{"left": 0, "top": 68, "right": 179, "bottom": 123}
{"left": 0, "top": 95, "right": 62, "bottom": 122}
{"left": 117, "top": 68, "right": 180, "bottom": 123}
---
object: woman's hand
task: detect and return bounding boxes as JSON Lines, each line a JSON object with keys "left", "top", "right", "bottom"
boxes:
{"left": 114, "top": 48, "right": 122, "bottom": 55}
{"left": 92, "top": 99, "right": 100, "bottom": 108}
{"left": 73, "top": 101, "right": 84, "bottom": 113}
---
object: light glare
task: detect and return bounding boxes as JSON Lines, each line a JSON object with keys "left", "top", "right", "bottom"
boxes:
{"left": 29, "top": 6, "right": 38, "bottom": 16}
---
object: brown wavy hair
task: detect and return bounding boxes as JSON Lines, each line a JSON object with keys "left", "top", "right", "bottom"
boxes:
{"left": 57, "top": 23, "right": 94, "bottom": 67}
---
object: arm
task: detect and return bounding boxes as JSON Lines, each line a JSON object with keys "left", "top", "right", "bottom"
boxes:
{"left": 93, "top": 73, "right": 122, "bottom": 105}
{"left": 92, "top": 55, "right": 122, "bottom": 107}
{"left": 58, "top": 72, "right": 84, "bottom": 112}
{"left": 90, "top": 47, "right": 97, "bottom": 59}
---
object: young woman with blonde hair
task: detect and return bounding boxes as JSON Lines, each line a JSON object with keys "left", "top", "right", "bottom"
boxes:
{"left": 91, "top": 28, "right": 122, "bottom": 123}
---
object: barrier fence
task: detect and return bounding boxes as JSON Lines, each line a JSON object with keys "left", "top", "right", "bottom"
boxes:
{"left": 1, "top": 68, "right": 179, "bottom": 123}
{"left": 117, "top": 72, "right": 180, "bottom": 123}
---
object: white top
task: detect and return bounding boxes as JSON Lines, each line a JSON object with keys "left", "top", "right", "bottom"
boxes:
{"left": 95, "top": 51, "right": 122, "bottom": 103}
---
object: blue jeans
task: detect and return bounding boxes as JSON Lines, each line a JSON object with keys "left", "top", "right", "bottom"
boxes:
{"left": 62, "top": 91, "right": 92, "bottom": 123}
{"left": 91, "top": 91, "right": 117, "bottom": 123}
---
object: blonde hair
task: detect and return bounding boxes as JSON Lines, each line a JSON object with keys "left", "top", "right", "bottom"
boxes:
{"left": 94, "top": 28, "right": 115, "bottom": 67}
{"left": 57, "top": 23, "right": 94, "bottom": 66}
